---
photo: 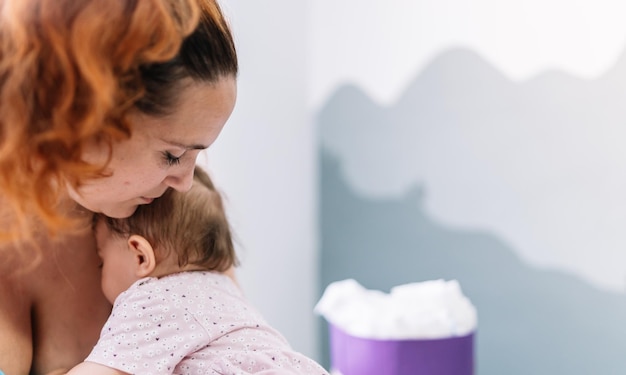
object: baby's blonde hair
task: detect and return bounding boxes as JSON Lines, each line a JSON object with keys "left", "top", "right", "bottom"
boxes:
{"left": 101, "top": 166, "right": 237, "bottom": 271}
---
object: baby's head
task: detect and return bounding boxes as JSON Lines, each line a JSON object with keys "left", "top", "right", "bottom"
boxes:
{"left": 94, "top": 166, "right": 237, "bottom": 303}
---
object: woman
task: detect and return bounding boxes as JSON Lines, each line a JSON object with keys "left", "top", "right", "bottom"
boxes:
{"left": 0, "top": 0, "right": 238, "bottom": 374}
{"left": 61, "top": 167, "right": 327, "bottom": 374}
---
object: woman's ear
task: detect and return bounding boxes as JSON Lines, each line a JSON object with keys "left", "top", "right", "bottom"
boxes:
{"left": 127, "top": 235, "right": 157, "bottom": 278}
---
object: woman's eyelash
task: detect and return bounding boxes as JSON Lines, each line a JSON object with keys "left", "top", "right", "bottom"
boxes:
{"left": 163, "top": 152, "right": 182, "bottom": 166}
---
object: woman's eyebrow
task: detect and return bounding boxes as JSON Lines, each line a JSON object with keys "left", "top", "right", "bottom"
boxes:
{"left": 163, "top": 140, "right": 208, "bottom": 150}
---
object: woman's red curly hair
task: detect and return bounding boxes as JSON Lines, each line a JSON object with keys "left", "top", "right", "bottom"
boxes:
{"left": 0, "top": 0, "right": 203, "bottom": 241}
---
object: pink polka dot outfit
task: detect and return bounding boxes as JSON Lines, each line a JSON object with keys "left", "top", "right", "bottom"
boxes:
{"left": 86, "top": 271, "right": 329, "bottom": 375}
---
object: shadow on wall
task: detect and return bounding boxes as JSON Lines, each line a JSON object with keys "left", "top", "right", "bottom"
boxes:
{"left": 317, "top": 47, "right": 626, "bottom": 375}
{"left": 319, "top": 150, "right": 626, "bottom": 375}
{"left": 318, "top": 46, "right": 626, "bottom": 294}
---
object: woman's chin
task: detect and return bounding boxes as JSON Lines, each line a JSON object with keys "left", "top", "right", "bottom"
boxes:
{"left": 101, "top": 204, "right": 139, "bottom": 219}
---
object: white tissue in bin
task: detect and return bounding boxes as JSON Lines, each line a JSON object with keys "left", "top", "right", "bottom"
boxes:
{"left": 315, "top": 279, "right": 477, "bottom": 339}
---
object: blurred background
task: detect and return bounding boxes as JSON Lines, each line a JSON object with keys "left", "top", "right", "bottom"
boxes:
{"left": 201, "top": 1, "right": 626, "bottom": 374}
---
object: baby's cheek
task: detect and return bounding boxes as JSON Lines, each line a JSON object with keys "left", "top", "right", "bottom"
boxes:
{"left": 101, "top": 273, "right": 117, "bottom": 304}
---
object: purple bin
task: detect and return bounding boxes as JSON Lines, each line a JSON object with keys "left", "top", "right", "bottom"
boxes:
{"left": 329, "top": 324, "right": 475, "bottom": 375}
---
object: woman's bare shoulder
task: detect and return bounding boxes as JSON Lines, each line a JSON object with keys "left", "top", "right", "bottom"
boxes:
{"left": 0, "top": 228, "right": 106, "bottom": 375}
{"left": 0, "top": 225, "right": 97, "bottom": 288}
{"left": 0, "top": 232, "right": 36, "bottom": 375}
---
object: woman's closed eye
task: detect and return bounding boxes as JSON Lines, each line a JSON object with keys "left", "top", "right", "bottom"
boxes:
{"left": 163, "top": 151, "right": 183, "bottom": 166}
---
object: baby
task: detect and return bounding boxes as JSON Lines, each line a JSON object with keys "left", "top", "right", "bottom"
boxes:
{"left": 65, "top": 166, "right": 329, "bottom": 375}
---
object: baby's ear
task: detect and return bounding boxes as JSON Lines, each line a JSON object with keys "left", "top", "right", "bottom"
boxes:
{"left": 127, "top": 235, "right": 157, "bottom": 277}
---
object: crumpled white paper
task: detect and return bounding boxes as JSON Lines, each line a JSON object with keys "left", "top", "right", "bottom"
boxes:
{"left": 315, "top": 279, "right": 477, "bottom": 340}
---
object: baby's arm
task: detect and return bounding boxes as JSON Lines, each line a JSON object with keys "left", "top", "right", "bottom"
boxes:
{"left": 64, "top": 362, "right": 129, "bottom": 375}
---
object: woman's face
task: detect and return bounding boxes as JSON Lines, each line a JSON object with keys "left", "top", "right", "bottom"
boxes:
{"left": 68, "top": 77, "right": 237, "bottom": 218}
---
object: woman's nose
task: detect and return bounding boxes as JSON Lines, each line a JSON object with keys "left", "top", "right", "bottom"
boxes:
{"left": 163, "top": 166, "right": 195, "bottom": 192}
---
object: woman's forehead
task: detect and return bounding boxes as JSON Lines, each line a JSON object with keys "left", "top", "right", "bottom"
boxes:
{"left": 130, "top": 78, "right": 236, "bottom": 145}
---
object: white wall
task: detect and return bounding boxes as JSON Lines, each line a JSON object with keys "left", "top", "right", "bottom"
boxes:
{"left": 192, "top": 0, "right": 626, "bottom": 366}
{"left": 312, "top": 2, "right": 626, "bottom": 373}
{"left": 309, "top": 0, "right": 626, "bottom": 108}
{"left": 309, "top": 0, "right": 626, "bottom": 294}
{"left": 199, "top": 0, "right": 319, "bottom": 361}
